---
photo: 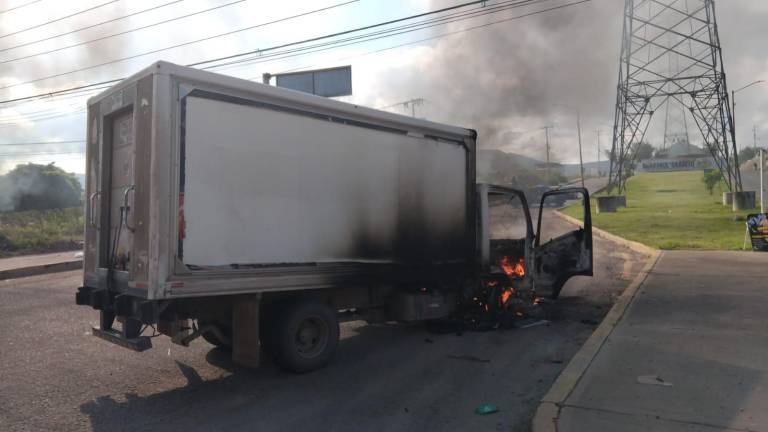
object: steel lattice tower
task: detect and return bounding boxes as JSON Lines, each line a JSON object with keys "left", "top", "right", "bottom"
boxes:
{"left": 608, "top": 0, "right": 741, "bottom": 193}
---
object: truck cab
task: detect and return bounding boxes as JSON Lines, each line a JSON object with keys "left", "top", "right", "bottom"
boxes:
{"left": 455, "top": 184, "right": 593, "bottom": 330}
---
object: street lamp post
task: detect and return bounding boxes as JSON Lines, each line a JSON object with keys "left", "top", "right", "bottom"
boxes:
{"left": 577, "top": 112, "right": 585, "bottom": 188}
{"left": 596, "top": 129, "right": 601, "bottom": 178}
{"left": 543, "top": 126, "right": 553, "bottom": 186}
{"left": 761, "top": 148, "right": 765, "bottom": 214}
{"left": 552, "top": 104, "right": 585, "bottom": 189}
{"left": 732, "top": 80, "right": 765, "bottom": 152}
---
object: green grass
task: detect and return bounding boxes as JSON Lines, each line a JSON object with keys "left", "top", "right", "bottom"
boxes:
{"left": 0, "top": 207, "right": 84, "bottom": 257}
{"left": 562, "top": 171, "right": 754, "bottom": 250}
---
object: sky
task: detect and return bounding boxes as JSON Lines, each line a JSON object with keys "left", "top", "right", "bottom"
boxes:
{"left": 0, "top": 0, "right": 767, "bottom": 174}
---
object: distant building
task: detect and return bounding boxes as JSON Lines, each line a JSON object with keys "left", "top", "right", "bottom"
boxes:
{"left": 661, "top": 141, "right": 707, "bottom": 158}
{"left": 637, "top": 155, "right": 714, "bottom": 172}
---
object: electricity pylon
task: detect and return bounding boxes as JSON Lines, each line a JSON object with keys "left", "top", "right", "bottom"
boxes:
{"left": 608, "top": 0, "right": 741, "bottom": 193}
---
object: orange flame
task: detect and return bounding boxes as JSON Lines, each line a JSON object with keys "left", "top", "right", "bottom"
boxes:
{"left": 501, "top": 288, "right": 515, "bottom": 305}
{"left": 500, "top": 256, "right": 525, "bottom": 277}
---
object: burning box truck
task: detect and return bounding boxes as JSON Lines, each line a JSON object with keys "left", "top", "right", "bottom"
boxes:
{"left": 76, "top": 61, "right": 593, "bottom": 373}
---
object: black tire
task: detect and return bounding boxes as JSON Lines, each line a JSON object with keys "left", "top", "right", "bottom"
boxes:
{"left": 198, "top": 318, "right": 233, "bottom": 350}
{"left": 264, "top": 299, "right": 339, "bottom": 373}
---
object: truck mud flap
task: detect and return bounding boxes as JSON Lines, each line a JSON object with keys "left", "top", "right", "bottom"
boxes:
{"left": 92, "top": 327, "right": 152, "bottom": 352}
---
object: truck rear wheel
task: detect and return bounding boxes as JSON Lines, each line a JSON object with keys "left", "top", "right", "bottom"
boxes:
{"left": 264, "top": 299, "right": 339, "bottom": 373}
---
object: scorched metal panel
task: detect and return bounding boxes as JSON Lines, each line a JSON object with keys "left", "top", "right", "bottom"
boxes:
{"left": 180, "top": 95, "right": 467, "bottom": 267}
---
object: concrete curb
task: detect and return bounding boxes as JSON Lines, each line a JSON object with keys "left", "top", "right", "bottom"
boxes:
{"left": 553, "top": 210, "right": 657, "bottom": 257}
{"left": 531, "top": 249, "right": 662, "bottom": 432}
{"left": 0, "top": 260, "right": 83, "bottom": 281}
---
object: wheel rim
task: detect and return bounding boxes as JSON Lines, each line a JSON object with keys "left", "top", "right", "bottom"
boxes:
{"left": 295, "top": 315, "right": 329, "bottom": 359}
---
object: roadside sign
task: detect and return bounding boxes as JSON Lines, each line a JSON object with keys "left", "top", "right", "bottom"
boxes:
{"left": 273, "top": 66, "right": 352, "bottom": 97}
{"left": 747, "top": 213, "right": 768, "bottom": 251}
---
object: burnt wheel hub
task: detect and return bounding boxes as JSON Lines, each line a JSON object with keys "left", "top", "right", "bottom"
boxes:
{"left": 295, "top": 316, "right": 329, "bottom": 358}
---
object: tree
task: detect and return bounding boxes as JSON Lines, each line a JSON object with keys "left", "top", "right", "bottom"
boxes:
{"left": 635, "top": 142, "right": 655, "bottom": 160}
{"left": 738, "top": 147, "right": 759, "bottom": 164}
{"left": 0, "top": 163, "right": 82, "bottom": 212}
{"left": 702, "top": 170, "right": 722, "bottom": 195}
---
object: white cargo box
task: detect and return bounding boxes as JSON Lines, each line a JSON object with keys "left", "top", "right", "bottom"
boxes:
{"left": 84, "top": 62, "right": 476, "bottom": 300}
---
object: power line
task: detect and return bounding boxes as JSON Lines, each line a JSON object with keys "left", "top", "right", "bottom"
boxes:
{"left": 0, "top": 100, "right": 83, "bottom": 119}
{"left": 0, "top": 151, "right": 85, "bottom": 159}
{"left": 0, "top": 0, "right": 44, "bottom": 15}
{"left": 207, "top": 0, "right": 544, "bottom": 71}
{"left": 0, "top": 1, "right": 591, "bottom": 165}
{"left": 0, "top": 0, "right": 588, "bottom": 106}
{"left": 213, "top": 0, "right": 557, "bottom": 73}
{"left": 0, "top": 0, "right": 511, "bottom": 105}
{"left": 188, "top": 0, "right": 503, "bottom": 69}
{"left": 22, "top": 1, "right": 574, "bottom": 126}
{"left": 0, "top": 0, "right": 522, "bottom": 100}
{"left": 274, "top": 1, "right": 561, "bottom": 75}
{"left": 0, "top": 0, "right": 248, "bottom": 64}
{"left": 0, "top": 109, "right": 86, "bottom": 126}
{"left": 0, "top": 0, "right": 184, "bottom": 55}
{"left": 0, "top": 0, "right": 120, "bottom": 40}
{"left": 0, "top": 79, "right": 121, "bottom": 106}
{"left": 0, "top": 84, "right": 110, "bottom": 111}
{"left": 0, "top": 0, "right": 359, "bottom": 91}
{"left": 0, "top": 155, "right": 86, "bottom": 164}
{"left": 0, "top": 140, "right": 85, "bottom": 146}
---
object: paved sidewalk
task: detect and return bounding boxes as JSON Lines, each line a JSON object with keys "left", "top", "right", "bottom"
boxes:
{"left": 0, "top": 251, "right": 82, "bottom": 272}
{"left": 0, "top": 251, "right": 82, "bottom": 279}
{"left": 540, "top": 250, "right": 768, "bottom": 432}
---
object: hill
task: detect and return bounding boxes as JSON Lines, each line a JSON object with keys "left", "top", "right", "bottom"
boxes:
{"left": 477, "top": 149, "right": 547, "bottom": 187}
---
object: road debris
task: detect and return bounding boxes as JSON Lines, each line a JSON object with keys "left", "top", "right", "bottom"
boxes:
{"left": 447, "top": 354, "right": 491, "bottom": 363}
{"left": 516, "top": 319, "right": 550, "bottom": 329}
{"left": 474, "top": 404, "right": 499, "bottom": 415}
{"left": 637, "top": 375, "right": 673, "bottom": 387}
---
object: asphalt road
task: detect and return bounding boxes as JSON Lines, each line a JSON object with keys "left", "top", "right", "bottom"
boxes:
{"left": 0, "top": 214, "right": 647, "bottom": 432}
{"left": 565, "top": 177, "right": 608, "bottom": 195}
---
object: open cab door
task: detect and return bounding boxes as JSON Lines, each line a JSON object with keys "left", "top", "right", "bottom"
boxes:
{"left": 533, "top": 187, "right": 593, "bottom": 299}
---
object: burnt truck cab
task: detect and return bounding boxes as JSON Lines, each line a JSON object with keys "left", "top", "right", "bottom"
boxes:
{"left": 471, "top": 185, "right": 593, "bottom": 324}
{"left": 74, "top": 61, "right": 592, "bottom": 373}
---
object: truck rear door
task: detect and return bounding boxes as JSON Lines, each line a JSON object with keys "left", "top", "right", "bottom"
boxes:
{"left": 533, "top": 188, "right": 593, "bottom": 299}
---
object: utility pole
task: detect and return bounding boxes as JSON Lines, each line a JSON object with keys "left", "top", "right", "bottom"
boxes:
{"left": 381, "top": 98, "right": 424, "bottom": 118}
{"left": 577, "top": 112, "right": 585, "bottom": 188}
{"left": 754, "top": 125, "right": 758, "bottom": 150}
{"left": 761, "top": 148, "right": 765, "bottom": 213}
{"left": 543, "top": 126, "right": 552, "bottom": 185}
{"left": 596, "top": 129, "right": 602, "bottom": 177}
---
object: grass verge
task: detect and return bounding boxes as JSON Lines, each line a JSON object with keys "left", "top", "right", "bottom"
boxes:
{"left": 0, "top": 207, "right": 83, "bottom": 257}
{"left": 562, "top": 171, "right": 754, "bottom": 250}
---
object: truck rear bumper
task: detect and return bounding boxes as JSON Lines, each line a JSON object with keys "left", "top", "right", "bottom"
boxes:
{"left": 92, "top": 326, "right": 152, "bottom": 351}
{"left": 76, "top": 285, "right": 158, "bottom": 351}
{"left": 76, "top": 285, "right": 158, "bottom": 322}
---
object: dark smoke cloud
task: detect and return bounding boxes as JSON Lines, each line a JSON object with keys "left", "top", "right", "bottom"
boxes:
{"left": 362, "top": 0, "right": 768, "bottom": 161}
{"left": 362, "top": 0, "right": 623, "bottom": 161}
